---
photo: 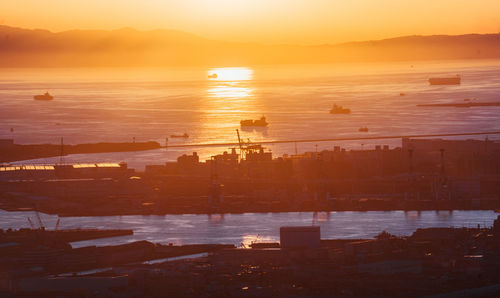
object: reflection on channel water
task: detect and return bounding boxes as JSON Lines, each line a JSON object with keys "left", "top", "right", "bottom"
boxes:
{"left": 312, "top": 212, "right": 331, "bottom": 224}
{"left": 240, "top": 234, "right": 275, "bottom": 248}
{"left": 0, "top": 210, "right": 496, "bottom": 248}
{"left": 208, "top": 214, "right": 225, "bottom": 224}
{"left": 404, "top": 211, "right": 422, "bottom": 221}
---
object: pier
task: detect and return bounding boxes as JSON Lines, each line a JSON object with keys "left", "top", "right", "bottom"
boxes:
{"left": 163, "top": 131, "right": 500, "bottom": 148}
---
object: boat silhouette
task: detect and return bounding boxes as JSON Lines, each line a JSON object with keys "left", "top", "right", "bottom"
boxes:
{"left": 240, "top": 116, "right": 268, "bottom": 127}
{"left": 330, "top": 104, "right": 350, "bottom": 114}
{"left": 428, "top": 75, "right": 461, "bottom": 85}
{"left": 170, "top": 133, "right": 189, "bottom": 138}
{"left": 34, "top": 92, "right": 53, "bottom": 100}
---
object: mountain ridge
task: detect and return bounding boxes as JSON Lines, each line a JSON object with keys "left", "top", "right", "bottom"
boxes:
{"left": 1, "top": 25, "right": 499, "bottom": 67}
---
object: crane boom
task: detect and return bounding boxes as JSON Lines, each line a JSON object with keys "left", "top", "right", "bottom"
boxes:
{"left": 27, "top": 217, "right": 35, "bottom": 229}
{"left": 236, "top": 129, "right": 243, "bottom": 159}
{"left": 55, "top": 218, "right": 60, "bottom": 230}
{"left": 35, "top": 210, "right": 45, "bottom": 229}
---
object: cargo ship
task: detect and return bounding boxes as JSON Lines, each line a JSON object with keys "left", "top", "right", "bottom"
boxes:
{"left": 170, "top": 133, "right": 189, "bottom": 138}
{"left": 428, "top": 75, "right": 461, "bottom": 85}
{"left": 329, "top": 104, "right": 351, "bottom": 114}
{"left": 240, "top": 116, "right": 268, "bottom": 127}
{"left": 34, "top": 92, "right": 54, "bottom": 100}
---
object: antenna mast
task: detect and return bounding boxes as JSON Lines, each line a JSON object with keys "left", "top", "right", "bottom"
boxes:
{"left": 59, "top": 137, "right": 64, "bottom": 164}
{"left": 236, "top": 129, "right": 243, "bottom": 160}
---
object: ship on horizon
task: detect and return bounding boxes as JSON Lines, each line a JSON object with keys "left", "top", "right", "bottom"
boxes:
{"left": 330, "top": 104, "right": 351, "bottom": 114}
{"left": 240, "top": 116, "right": 268, "bottom": 127}
{"left": 428, "top": 75, "right": 461, "bottom": 85}
{"left": 170, "top": 133, "right": 189, "bottom": 138}
{"left": 33, "top": 92, "right": 54, "bottom": 100}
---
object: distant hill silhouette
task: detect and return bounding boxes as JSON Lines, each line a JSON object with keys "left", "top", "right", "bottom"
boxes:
{"left": 1, "top": 25, "right": 499, "bottom": 66}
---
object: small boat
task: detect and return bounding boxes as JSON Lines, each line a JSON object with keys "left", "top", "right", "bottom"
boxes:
{"left": 249, "top": 242, "right": 280, "bottom": 249}
{"left": 170, "top": 133, "right": 189, "bottom": 138}
{"left": 428, "top": 75, "right": 461, "bottom": 85}
{"left": 208, "top": 73, "right": 218, "bottom": 79}
{"left": 34, "top": 92, "right": 53, "bottom": 100}
{"left": 240, "top": 116, "right": 268, "bottom": 127}
{"left": 329, "top": 104, "right": 350, "bottom": 114}
{"left": 359, "top": 127, "right": 368, "bottom": 132}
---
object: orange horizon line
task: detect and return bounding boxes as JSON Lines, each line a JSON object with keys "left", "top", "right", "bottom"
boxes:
{"left": 2, "top": 23, "right": 499, "bottom": 48}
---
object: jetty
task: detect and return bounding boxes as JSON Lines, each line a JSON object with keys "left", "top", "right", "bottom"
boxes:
{"left": 0, "top": 140, "right": 161, "bottom": 163}
{"left": 417, "top": 102, "right": 500, "bottom": 108}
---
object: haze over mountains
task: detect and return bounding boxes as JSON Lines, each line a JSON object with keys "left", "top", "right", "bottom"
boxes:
{"left": 1, "top": 25, "right": 500, "bottom": 67}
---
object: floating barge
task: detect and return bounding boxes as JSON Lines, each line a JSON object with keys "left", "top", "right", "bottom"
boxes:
{"left": 417, "top": 102, "right": 500, "bottom": 108}
{"left": 428, "top": 75, "right": 461, "bottom": 85}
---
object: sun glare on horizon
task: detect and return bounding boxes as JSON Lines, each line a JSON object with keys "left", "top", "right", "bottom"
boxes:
{"left": 3, "top": 0, "right": 499, "bottom": 45}
{"left": 207, "top": 67, "right": 253, "bottom": 81}
{"left": 201, "top": 66, "right": 259, "bottom": 140}
{"left": 207, "top": 67, "right": 254, "bottom": 99}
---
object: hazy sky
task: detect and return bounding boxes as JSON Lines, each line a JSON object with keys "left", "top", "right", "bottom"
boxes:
{"left": 1, "top": 0, "right": 499, "bottom": 44}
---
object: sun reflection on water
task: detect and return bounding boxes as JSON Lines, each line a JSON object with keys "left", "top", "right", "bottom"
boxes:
{"left": 208, "top": 83, "right": 253, "bottom": 99}
{"left": 208, "top": 67, "right": 253, "bottom": 81}
{"left": 207, "top": 67, "right": 254, "bottom": 99}
{"left": 197, "top": 66, "right": 264, "bottom": 149}
{"left": 240, "top": 234, "right": 275, "bottom": 248}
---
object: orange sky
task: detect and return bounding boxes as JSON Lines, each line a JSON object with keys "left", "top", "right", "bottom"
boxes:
{"left": 1, "top": 0, "right": 499, "bottom": 44}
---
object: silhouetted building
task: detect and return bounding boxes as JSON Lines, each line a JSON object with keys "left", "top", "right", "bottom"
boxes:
{"left": 280, "top": 226, "right": 321, "bottom": 249}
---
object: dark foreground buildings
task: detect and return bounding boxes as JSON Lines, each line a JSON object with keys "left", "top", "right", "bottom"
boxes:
{"left": 1, "top": 137, "right": 499, "bottom": 215}
{"left": 3, "top": 219, "right": 500, "bottom": 297}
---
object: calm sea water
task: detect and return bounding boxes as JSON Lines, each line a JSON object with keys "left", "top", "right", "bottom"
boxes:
{"left": 1, "top": 59, "right": 499, "bottom": 169}
{"left": 1, "top": 60, "right": 499, "bottom": 246}
{"left": 0, "top": 210, "right": 497, "bottom": 248}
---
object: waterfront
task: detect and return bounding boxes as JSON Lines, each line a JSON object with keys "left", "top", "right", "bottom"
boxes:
{"left": 4, "top": 2, "right": 500, "bottom": 296}
{"left": 2, "top": 61, "right": 500, "bottom": 245}
{"left": 1, "top": 60, "right": 500, "bottom": 169}
{"left": 0, "top": 210, "right": 496, "bottom": 248}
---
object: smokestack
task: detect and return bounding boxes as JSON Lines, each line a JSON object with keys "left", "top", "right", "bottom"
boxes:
{"left": 408, "top": 149, "right": 414, "bottom": 184}
{"left": 408, "top": 149, "right": 414, "bottom": 174}
{"left": 440, "top": 149, "right": 445, "bottom": 174}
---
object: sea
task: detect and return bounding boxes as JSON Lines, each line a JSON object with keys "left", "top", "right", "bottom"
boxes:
{"left": 0, "top": 210, "right": 498, "bottom": 248}
{"left": 1, "top": 59, "right": 500, "bottom": 245}
{"left": 1, "top": 59, "right": 500, "bottom": 169}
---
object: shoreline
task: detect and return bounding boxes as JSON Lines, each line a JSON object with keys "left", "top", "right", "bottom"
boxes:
{"left": 0, "top": 141, "right": 161, "bottom": 163}
{"left": 2, "top": 202, "right": 498, "bottom": 217}
{"left": 3, "top": 222, "right": 500, "bottom": 296}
